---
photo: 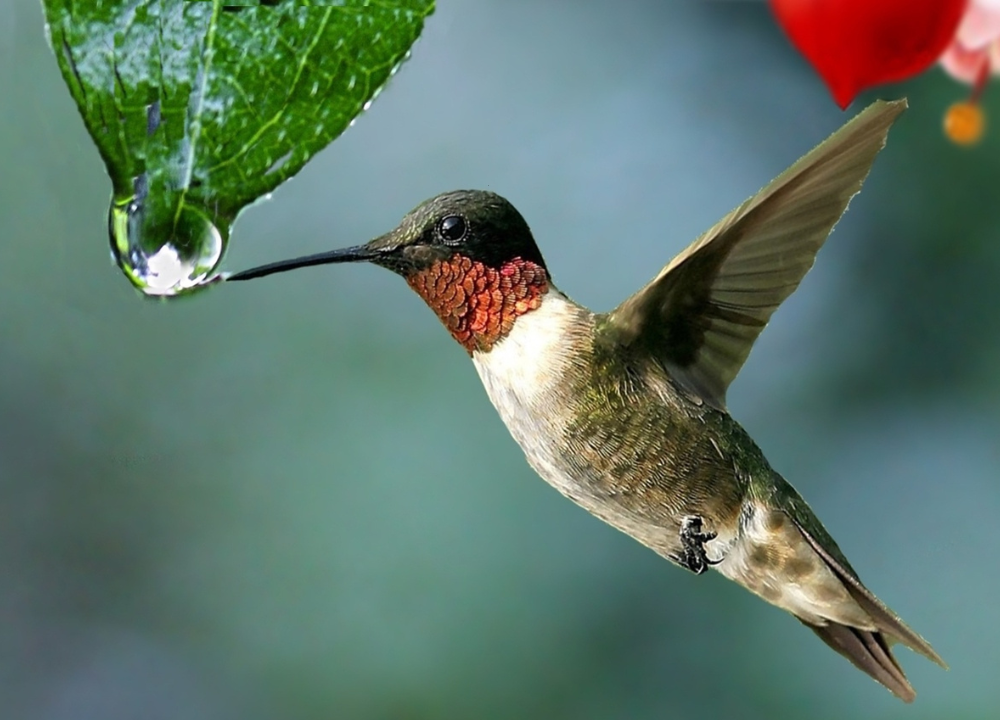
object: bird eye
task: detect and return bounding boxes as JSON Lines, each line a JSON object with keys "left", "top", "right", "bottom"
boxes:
{"left": 438, "top": 215, "right": 467, "bottom": 244}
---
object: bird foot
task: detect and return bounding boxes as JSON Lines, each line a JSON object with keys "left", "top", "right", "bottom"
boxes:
{"left": 678, "top": 516, "right": 722, "bottom": 575}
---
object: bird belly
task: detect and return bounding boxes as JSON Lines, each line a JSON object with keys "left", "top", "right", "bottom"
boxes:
{"left": 470, "top": 292, "right": 670, "bottom": 544}
{"left": 471, "top": 289, "right": 745, "bottom": 564}
{"left": 477, "top": 374, "right": 684, "bottom": 557}
{"left": 474, "top": 365, "right": 726, "bottom": 559}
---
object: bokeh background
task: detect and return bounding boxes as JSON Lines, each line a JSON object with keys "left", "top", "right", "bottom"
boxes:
{"left": 2, "top": 1, "right": 998, "bottom": 718}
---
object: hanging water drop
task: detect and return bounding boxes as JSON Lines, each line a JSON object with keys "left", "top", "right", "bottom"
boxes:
{"left": 109, "top": 180, "right": 229, "bottom": 296}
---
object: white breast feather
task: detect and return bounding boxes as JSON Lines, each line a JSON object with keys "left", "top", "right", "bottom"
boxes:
{"left": 471, "top": 290, "right": 588, "bottom": 498}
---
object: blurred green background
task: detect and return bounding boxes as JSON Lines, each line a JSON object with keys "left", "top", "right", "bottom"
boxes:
{"left": 1, "top": 1, "right": 998, "bottom": 718}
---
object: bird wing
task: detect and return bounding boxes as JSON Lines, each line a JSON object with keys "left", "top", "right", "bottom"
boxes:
{"left": 605, "top": 99, "right": 906, "bottom": 410}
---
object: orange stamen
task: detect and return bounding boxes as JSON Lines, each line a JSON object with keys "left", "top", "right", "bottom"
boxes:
{"left": 944, "top": 53, "right": 989, "bottom": 145}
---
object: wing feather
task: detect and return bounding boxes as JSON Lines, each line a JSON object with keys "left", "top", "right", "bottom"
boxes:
{"left": 606, "top": 99, "right": 907, "bottom": 409}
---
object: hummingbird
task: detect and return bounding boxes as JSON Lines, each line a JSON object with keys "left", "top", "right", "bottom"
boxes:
{"left": 228, "top": 98, "right": 945, "bottom": 701}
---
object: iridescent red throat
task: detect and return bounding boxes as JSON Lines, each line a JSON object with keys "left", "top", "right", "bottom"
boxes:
{"left": 406, "top": 254, "right": 549, "bottom": 354}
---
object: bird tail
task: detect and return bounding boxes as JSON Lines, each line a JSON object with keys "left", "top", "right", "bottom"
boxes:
{"left": 801, "top": 619, "right": 915, "bottom": 702}
{"left": 793, "top": 519, "right": 947, "bottom": 703}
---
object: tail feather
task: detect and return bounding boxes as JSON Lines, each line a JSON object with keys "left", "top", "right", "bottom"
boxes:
{"left": 794, "top": 518, "right": 947, "bottom": 669}
{"left": 802, "top": 620, "right": 915, "bottom": 702}
{"left": 721, "top": 498, "right": 945, "bottom": 700}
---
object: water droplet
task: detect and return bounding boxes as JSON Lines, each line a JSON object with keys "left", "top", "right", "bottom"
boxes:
{"left": 109, "top": 185, "right": 228, "bottom": 297}
{"left": 146, "top": 100, "right": 161, "bottom": 136}
{"left": 264, "top": 149, "right": 294, "bottom": 176}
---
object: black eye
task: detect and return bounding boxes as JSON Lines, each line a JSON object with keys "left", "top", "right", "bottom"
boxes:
{"left": 438, "top": 215, "right": 467, "bottom": 244}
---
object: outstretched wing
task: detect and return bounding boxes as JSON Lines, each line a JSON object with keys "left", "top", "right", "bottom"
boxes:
{"left": 606, "top": 99, "right": 906, "bottom": 409}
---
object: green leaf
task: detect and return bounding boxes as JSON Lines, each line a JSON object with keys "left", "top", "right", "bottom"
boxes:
{"left": 42, "top": 0, "right": 434, "bottom": 296}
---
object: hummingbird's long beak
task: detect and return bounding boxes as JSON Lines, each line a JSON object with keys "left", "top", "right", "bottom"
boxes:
{"left": 225, "top": 243, "right": 387, "bottom": 282}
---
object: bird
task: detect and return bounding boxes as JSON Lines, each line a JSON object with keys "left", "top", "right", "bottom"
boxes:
{"left": 228, "top": 98, "right": 945, "bottom": 701}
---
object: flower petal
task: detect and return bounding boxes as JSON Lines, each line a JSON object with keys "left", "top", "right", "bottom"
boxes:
{"left": 771, "top": 0, "right": 968, "bottom": 108}
{"left": 956, "top": 2, "right": 1000, "bottom": 49}
{"left": 940, "top": 42, "right": 989, "bottom": 82}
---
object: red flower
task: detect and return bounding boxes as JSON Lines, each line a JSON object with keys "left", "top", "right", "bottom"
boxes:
{"left": 771, "top": 0, "right": 969, "bottom": 108}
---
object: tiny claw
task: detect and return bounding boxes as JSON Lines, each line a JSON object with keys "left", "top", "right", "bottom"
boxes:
{"left": 679, "top": 516, "right": 722, "bottom": 574}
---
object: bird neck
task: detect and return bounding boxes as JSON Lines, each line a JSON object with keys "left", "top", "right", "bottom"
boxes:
{"left": 406, "top": 252, "right": 549, "bottom": 354}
